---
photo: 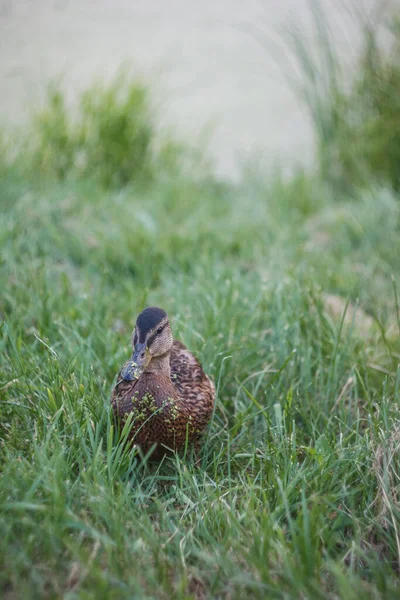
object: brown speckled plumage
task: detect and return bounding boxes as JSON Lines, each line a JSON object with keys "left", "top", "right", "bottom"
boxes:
{"left": 111, "top": 308, "right": 215, "bottom": 459}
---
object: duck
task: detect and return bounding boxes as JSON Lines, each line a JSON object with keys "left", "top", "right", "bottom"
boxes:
{"left": 111, "top": 306, "right": 215, "bottom": 459}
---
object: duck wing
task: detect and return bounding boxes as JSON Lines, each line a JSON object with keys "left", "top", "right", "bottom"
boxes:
{"left": 169, "top": 340, "right": 215, "bottom": 429}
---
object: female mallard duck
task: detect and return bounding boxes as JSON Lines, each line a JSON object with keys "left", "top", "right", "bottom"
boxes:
{"left": 111, "top": 307, "right": 215, "bottom": 459}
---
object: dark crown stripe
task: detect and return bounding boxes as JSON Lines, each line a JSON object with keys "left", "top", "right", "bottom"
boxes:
{"left": 136, "top": 307, "right": 167, "bottom": 343}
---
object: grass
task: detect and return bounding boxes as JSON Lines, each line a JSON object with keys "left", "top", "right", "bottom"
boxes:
{"left": 287, "top": 1, "right": 400, "bottom": 192}
{"left": 1, "top": 168, "right": 400, "bottom": 598}
{"left": 14, "top": 71, "right": 197, "bottom": 190}
{"left": 1, "top": 7, "right": 400, "bottom": 599}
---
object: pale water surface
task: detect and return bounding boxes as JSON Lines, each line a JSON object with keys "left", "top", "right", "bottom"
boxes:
{"left": 0, "top": 0, "right": 388, "bottom": 177}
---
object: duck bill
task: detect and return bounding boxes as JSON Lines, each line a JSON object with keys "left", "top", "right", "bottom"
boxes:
{"left": 121, "top": 343, "right": 151, "bottom": 382}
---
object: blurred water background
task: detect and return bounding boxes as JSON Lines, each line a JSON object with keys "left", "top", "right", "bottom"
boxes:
{"left": 0, "top": 0, "right": 385, "bottom": 178}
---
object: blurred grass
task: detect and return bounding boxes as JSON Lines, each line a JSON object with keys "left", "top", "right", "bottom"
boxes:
{"left": 15, "top": 71, "right": 201, "bottom": 189}
{"left": 289, "top": 1, "right": 400, "bottom": 192}
{"left": 1, "top": 4, "right": 400, "bottom": 599}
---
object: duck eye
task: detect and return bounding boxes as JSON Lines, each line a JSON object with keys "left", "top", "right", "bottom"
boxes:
{"left": 157, "top": 326, "right": 163, "bottom": 335}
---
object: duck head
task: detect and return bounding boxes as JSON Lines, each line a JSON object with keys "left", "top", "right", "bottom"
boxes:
{"left": 121, "top": 307, "right": 173, "bottom": 381}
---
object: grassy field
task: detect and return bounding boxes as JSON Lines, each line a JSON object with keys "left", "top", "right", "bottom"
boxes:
{"left": 1, "top": 11, "right": 400, "bottom": 599}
